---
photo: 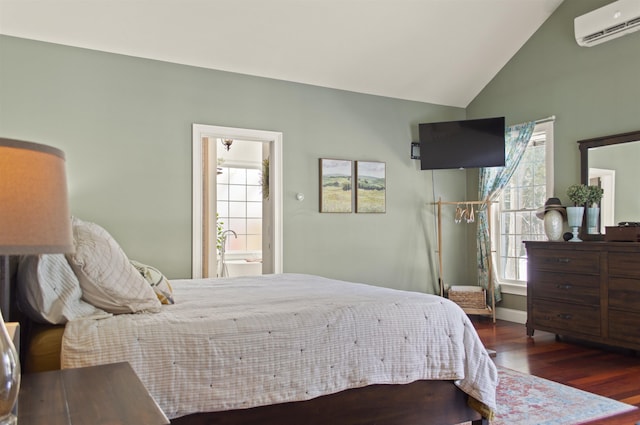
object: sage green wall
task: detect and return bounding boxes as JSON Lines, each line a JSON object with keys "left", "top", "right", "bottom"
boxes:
{"left": 0, "top": 35, "right": 469, "bottom": 292}
{"left": 467, "top": 0, "right": 640, "bottom": 310}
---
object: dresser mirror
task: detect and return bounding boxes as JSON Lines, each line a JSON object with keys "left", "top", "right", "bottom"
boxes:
{"left": 578, "top": 129, "right": 640, "bottom": 239}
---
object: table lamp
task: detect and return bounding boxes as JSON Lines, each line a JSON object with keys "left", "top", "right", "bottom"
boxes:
{"left": 0, "top": 138, "right": 74, "bottom": 424}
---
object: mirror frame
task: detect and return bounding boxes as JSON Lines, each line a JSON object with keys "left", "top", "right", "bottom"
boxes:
{"left": 578, "top": 129, "right": 640, "bottom": 239}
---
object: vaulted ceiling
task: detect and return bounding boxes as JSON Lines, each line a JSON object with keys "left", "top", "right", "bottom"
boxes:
{"left": 0, "top": 0, "right": 564, "bottom": 107}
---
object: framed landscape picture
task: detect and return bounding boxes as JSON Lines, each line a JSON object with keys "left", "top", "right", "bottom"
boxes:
{"left": 356, "top": 161, "right": 386, "bottom": 213}
{"left": 319, "top": 159, "right": 353, "bottom": 213}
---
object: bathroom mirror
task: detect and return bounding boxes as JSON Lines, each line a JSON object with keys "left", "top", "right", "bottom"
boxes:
{"left": 578, "top": 129, "right": 640, "bottom": 238}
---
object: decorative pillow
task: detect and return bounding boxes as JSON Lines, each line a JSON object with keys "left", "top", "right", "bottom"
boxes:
{"left": 66, "top": 217, "right": 161, "bottom": 314}
{"left": 16, "top": 254, "right": 111, "bottom": 324}
{"left": 130, "top": 260, "right": 175, "bottom": 305}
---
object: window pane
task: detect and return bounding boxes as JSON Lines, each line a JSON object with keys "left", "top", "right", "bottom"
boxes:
{"left": 247, "top": 235, "right": 262, "bottom": 251}
{"left": 228, "top": 218, "right": 247, "bottom": 234}
{"left": 504, "top": 235, "right": 517, "bottom": 258}
{"left": 217, "top": 184, "right": 229, "bottom": 201}
{"left": 247, "top": 185, "right": 262, "bottom": 202}
{"left": 217, "top": 169, "right": 229, "bottom": 183}
{"left": 247, "top": 202, "right": 262, "bottom": 218}
{"left": 229, "top": 234, "right": 246, "bottom": 251}
{"left": 247, "top": 169, "right": 261, "bottom": 185}
{"left": 503, "top": 257, "right": 517, "bottom": 280}
{"left": 517, "top": 257, "right": 528, "bottom": 280}
{"left": 247, "top": 218, "right": 262, "bottom": 235}
{"left": 217, "top": 202, "right": 229, "bottom": 217}
{"left": 229, "top": 201, "right": 245, "bottom": 217}
{"left": 229, "top": 185, "right": 246, "bottom": 201}
{"left": 229, "top": 168, "right": 246, "bottom": 185}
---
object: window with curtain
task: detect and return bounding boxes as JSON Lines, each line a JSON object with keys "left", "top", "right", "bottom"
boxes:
{"left": 492, "top": 121, "right": 554, "bottom": 291}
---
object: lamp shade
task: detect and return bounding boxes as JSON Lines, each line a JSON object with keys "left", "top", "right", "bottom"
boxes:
{"left": 0, "top": 138, "right": 73, "bottom": 254}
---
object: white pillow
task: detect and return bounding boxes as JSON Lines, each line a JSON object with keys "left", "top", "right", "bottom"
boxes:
{"left": 17, "top": 254, "right": 111, "bottom": 324}
{"left": 67, "top": 217, "right": 161, "bottom": 314}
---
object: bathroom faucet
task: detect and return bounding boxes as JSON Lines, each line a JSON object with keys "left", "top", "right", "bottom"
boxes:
{"left": 220, "top": 230, "right": 237, "bottom": 254}
{"left": 219, "top": 230, "right": 237, "bottom": 277}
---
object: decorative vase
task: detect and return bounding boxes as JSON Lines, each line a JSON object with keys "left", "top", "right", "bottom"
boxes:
{"left": 566, "top": 206, "right": 584, "bottom": 242}
{"left": 587, "top": 207, "right": 600, "bottom": 234}
{"left": 543, "top": 209, "right": 564, "bottom": 241}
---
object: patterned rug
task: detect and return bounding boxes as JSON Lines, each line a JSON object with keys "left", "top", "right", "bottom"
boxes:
{"left": 482, "top": 366, "right": 637, "bottom": 425}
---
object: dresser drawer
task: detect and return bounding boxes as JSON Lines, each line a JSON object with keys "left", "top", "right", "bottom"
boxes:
{"left": 609, "top": 252, "right": 640, "bottom": 278}
{"left": 609, "top": 310, "right": 640, "bottom": 345}
{"left": 531, "top": 300, "right": 600, "bottom": 336}
{"left": 530, "top": 271, "right": 599, "bottom": 305}
{"left": 528, "top": 249, "right": 600, "bottom": 274}
{"left": 609, "top": 277, "right": 640, "bottom": 311}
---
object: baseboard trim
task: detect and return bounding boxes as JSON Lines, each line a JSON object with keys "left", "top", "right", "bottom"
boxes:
{"left": 496, "top": 307, "right": 527, "bottom": 324}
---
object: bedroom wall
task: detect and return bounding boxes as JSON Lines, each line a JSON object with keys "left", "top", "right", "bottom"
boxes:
{"left": 467, "top": 0, "right": 640, "bottom": 311}
{"left": 0, "top": 35, "right": 471, "bottom": 293}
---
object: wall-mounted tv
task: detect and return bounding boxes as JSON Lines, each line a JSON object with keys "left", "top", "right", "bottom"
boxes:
{"left": 419, "top": 116, "right": 505, "bottom": 170}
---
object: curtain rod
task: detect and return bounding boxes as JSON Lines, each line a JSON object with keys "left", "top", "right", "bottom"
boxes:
{"left": 535, "top": 115, "right": 556, "bottom": 124}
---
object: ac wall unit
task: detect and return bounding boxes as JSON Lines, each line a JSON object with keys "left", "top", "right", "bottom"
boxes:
{"left": 575, "top": 0, "right": 640, "bottom": 47}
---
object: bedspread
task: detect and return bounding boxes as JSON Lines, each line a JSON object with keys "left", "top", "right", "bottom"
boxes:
{"left": 61, "top": 273, "right": 497, "bottom": 419}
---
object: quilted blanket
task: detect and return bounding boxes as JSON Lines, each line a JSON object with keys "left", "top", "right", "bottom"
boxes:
{"left": 61, "top": 273, "right": 497, "bottom": 419}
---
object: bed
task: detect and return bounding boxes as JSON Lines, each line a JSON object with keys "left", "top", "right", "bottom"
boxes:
{"left": 2, "top": 218, "right": 497, "bottom": 425}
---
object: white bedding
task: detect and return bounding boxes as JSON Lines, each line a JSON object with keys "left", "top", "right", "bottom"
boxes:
{"left": 61, "top": 273, "right": 498, "bottom": 419}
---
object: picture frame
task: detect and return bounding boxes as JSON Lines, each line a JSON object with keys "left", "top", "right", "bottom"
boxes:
{"left": 319, "top": 159, "right": 353, "bottom": 213}
{"left": 355, "top": 161, "right": 386, "bottom": 213}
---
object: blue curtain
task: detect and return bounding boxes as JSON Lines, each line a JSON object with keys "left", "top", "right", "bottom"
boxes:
{"left": 477, "top": 121, "right": 535, "bottom": 303}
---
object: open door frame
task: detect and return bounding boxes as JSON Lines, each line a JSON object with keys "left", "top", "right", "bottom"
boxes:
{"left": 192, "top": 124, "right": 283, "bottom": 278}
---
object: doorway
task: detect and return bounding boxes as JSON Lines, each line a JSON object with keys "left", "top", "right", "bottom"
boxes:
{"left": 192, "top": 124, "right": 283, "bottom": 278}
{"left": 589, "top": 167, "right": 615, "bottom": 233}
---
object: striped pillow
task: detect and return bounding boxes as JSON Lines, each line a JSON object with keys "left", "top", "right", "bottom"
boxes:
{"left": 131, "top": 260, "right": 175, "bottom": 305}
{"left": 17, "top": 254, "right": 111, "bottom": 324}
{"left": 67, "top": 217, "right": 161, "bottom": 314}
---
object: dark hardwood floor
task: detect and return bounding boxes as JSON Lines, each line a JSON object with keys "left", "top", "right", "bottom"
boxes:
{"left": 471, "top": 317, "right": 640, "bottom": 425}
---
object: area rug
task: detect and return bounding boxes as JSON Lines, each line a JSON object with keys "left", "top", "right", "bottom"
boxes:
{"left": 474, "top": 366, "right": 637, "bottom": 425}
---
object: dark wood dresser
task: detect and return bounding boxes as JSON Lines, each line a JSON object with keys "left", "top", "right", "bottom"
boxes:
{"left": 524, "top": 241, "right": 640, "bottom": 351}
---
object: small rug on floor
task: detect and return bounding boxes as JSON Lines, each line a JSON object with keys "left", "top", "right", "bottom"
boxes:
{"left": 470, "top": 366, "right": 637, "bottom": 425}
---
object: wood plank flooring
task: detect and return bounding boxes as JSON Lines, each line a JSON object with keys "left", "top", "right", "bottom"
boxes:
{"left": 471, "top": 317, "right": 640, "bottom": 425}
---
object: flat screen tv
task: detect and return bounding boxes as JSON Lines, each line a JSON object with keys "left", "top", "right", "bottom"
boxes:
{"left": 419, "top": 116, "right": 505, "bottom": 170}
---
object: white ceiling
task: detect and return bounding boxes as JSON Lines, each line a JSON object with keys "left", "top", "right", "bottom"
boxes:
{"left": 0, "top": 0, "right": 564, "bottom": 108}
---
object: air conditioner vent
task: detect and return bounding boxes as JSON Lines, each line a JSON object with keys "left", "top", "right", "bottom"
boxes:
{"left": 583, "top": 31, "right": 605, "bottom": 43}
{"left": 575, "top": 0, "right": 640, "bottom": 47}
{"left": 604, "top": 23, "right": 626, "bottom": 34}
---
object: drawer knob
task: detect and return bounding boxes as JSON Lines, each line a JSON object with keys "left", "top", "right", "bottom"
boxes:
{"left": 557, "top": 313, "right": 573, "bottom": 320}
{"left": 556, "top": 284, "right": 573, "bottom": 290}
{"left": 557, "top": 258, "right": 571, "bottom": 263}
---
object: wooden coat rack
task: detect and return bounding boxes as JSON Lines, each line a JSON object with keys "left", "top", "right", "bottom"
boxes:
{"left": 435, "top": 198, "right": 495, "bottom": 322}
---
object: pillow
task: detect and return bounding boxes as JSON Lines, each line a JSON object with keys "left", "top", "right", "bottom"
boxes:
{"left": 16, "top": 254, "right": 111, "bottom": 324}
{"left": 66, "top": 217, "right": 161, "bottom": 314}
{"left": 131, "top": 260, "right": 175, "bottom": 305}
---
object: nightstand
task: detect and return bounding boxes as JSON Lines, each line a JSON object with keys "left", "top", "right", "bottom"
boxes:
{"left": 18, "top": 361, "right": 169, "bottom": 425}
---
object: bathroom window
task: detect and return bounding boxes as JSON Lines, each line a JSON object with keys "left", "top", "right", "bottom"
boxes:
{"left": 217, "top": 166, "right": 262, "bottom": 255}
{"left": 492, "top": 120, "right": 554, "bottom": 293}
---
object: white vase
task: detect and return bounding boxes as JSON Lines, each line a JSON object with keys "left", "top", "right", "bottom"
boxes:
{"left": 566, "top": 206, "right": 584, "bottom": 242}
{"left": 587, "top": 207, "right": 600, "bottom": 234}
{"left": 543, "top": 210, "right": 564, "bottom": 241}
